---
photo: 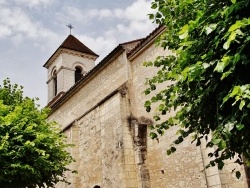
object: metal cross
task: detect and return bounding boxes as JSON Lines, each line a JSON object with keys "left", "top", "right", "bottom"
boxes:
{"left": 66, "top": 24, "right": 74, "bottom": 34}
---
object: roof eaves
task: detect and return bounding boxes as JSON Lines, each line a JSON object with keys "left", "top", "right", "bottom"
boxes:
{"left": 43, "top": 47, "right": 61, "bottom": 68}
{"left": 120, "top": 38, "right": 144, "bottom": 45}
{"left": 43, "top": 47, "right": 99, "bottom": 68}
{"left": 127, "top": 25, "right": 166, "bottom": 60}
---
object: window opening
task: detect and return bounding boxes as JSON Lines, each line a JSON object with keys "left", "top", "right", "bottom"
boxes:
{"left": 53, "top": 70, "right": 57, "bottom": 96}
{"left": 75, "top": 66, "right": 83, "bottom": 83}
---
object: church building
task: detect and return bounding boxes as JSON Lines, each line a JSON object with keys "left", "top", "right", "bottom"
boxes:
{"left": 43, "top": 25, "right": 249, "bottom": 188}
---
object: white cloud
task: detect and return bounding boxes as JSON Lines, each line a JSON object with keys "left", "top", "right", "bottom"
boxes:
{"left": 58, "top": 0, "right": 153, "bottom": 23}
{"left": 117, "top": 0, "right": 152, "bottom": 21}
{"left": 0, "top": 0, "right": 157, "bottom": 107}
{"left": 77, "top": 34, "right": 117, "bottom": 62}
{"left": 0, "top": 24, "right": 12, "bottom": 37}
{"left": 99, "top": 9, "right": 112, "bottom": 18}
{"left": 14, "top": 0, "right": 54, "bottom": 8}
{"left": 57, "top": 0, "right": 155, "bottom": 62}
{"left": 0, "top": 7, "right": 39, "bottom": 38}
{"left": 0, "top": 4, "right": 60, "bottom": 49}
{"left": 0, "top": 0, "right": 6, "bottom": 5}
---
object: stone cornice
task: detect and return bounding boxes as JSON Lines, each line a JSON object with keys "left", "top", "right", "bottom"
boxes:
{"left": 43, "top": 48, "right": 98, "bottom": 68}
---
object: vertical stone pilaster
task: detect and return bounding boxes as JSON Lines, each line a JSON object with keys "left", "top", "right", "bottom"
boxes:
{"left": 119, "top": 87, "right": 139, "bottom": 188}
{"left": 70, "top": 121, "right": 80, "bottom": 187}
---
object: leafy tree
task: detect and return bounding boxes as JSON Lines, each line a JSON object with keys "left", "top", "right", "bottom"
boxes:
{"left": 145, "top": 0, "right": 250, "bottom": 177}
{"left": 0, "top": 79, "right": 75, "bottom": 187}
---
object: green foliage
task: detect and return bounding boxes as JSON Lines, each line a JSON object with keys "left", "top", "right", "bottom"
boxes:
{"left": 146, "top": 0, "right": 250, "bottom": 177}
{"left": 0, "top": 79, "right": 75, "bottom": 187}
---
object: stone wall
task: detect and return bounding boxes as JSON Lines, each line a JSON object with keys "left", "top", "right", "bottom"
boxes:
{"left": 128, "top": 42, "right": 248, "bottom": 188}
{"left": 129, "top": 43, "right": 206, "bottom": 188}
{"left": 48, "top": 52, "right": 128, "bottom": 129}
{"left": 51, "top": 51, "right": 140, "bottom": 187}
{"left": 49, "top": 36, "right": 248, "bottom": 187}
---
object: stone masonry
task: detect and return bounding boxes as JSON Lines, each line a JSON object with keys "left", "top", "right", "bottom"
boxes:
{"left": 45, "top": 27, "right": 249, "bottom": 188}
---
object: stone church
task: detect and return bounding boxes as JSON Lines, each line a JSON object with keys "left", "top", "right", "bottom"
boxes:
{"left": 43, "top": 25, "right": 249, "bottom": 188}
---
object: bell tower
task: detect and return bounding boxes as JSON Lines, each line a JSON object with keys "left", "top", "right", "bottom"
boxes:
{"left": 43, "top": 34, "right": 99, "bottom": 104}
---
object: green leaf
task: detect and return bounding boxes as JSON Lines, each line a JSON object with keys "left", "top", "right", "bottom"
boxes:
{"left": 179, "top": 31, "right": 188, "bottom": 39}
{"left": 150, "top": 132, "right": 158, "bottom": 139}
{"left": 236, "top": 124, "right": 244, "bottom": 130}
{"left": 239, "top": 100, "right": 245, "bottom": 110}
{"left": 223, "top": 32, "right": 236, "bottom": 50}
{"left": 217, "top": 161, "right": 225, "bottom": 170}
{"left": 212, "top": 138, "right": 221, "bottom": 145}
{"left": 214, "top": 56, "right": 231, "bottom": 73}
{"left": 144, "top": 100, "right": 151, "bottom": 107}
{"left": 229, "top": 21, "right": 243, "bottom": 32}
{"left": 179, "top": 24, "right": 189, "bottom": 34}
{"left": 170, "top": 147, "right": 176, "bottom": 153}
{"left": 144, "top": 89, "right": 150, "bottom": 95}
{"left": 218, "top": 140, "right": 227, "bottom": 150}
{"left": 223, "top": 41, "right": 230, "bottom": 50}
{"left": 179, "top": 24, "right": 189, "bottom": 39}
{"left": 151, "top": 84, "right": 156, "bottom": 90}
{"left": 146, "top": 106, "right": 151, "bottom": 112}
{"left": 151, "top": 3, "right": 158, "bottom": 9}
{"left": 149, "top": 14, "right": 154, "bottom": 20}
{"left": 157, "top": 128, "right": 164, "bottom": 135}
{"left": 154, "top": 115, "right": 160, "bottom": 121}
{"left": 229, "top": 86, "right": 241, "bottom": 98}
{"left": 221, "top": 71, "right": 232, "bottom": 80}
{"left": 210, "top": 161, "right": 215, "bottom": 167}
{"left": 159, "top": 104, "right": 165, "bottom": 111}
{"left": 167, "top": 149, "right": 171, "bottom": 155}
{"left": 205, "top": 24, "right": 217, "bottom": 35}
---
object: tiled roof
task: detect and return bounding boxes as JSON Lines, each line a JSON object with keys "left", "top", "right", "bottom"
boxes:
{"left": 60, "top": 35, "right": 98, "bottom": 56}
{"left": 43, "top": 34, "right": 98, "bottom": 67}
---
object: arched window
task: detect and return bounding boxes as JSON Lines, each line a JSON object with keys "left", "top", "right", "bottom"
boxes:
{"left": 75, "top": 66, "right": 83, "bottom": 83}
{"left": 53, "top": 70, "right": 57, "bottom": 96}
{"left": 93, "top": 185, "right": 100, "bottom": 188}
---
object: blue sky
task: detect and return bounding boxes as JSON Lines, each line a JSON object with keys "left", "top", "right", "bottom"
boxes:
{"left": 0, "top": 0, "right": 156, "bottom": 107}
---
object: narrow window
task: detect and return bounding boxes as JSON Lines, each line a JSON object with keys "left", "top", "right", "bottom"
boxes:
{"left": 75, "top": 66, "right": 83, "bottom": 83}
{"left": 53, "top": 70, "right": 57, "bottom": 96}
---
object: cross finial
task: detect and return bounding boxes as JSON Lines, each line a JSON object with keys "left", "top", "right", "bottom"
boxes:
{"left": 66, "top": 23, "right": 74, "bottom": 34}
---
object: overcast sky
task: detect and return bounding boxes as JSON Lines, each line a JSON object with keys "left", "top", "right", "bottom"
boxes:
{"left": 0, "top": 0, "right": 156, "bottom": 107}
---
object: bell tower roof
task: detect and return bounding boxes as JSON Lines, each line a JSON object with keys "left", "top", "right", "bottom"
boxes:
{"left": 60, "top": 34, "right": 98, "bottom": 56}
{"left": 43, "top": 34, "right": 98, "bottom": 68}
